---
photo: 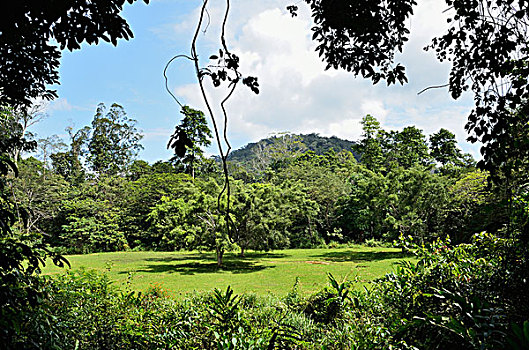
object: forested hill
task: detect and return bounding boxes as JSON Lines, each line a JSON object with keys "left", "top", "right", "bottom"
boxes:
{"left": 227, "top": 133, "right": 359, "bottom": 164}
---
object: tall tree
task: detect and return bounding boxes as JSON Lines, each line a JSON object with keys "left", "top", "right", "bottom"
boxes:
{"left": 56, "top": 177, "right": 129, "bottom": 253}
{"left": 429, "top": 128, "right": 464, "bottom": 166}
{"left": 0, "top": 106, "right": 37, "bottom": 167}
{"left": 393, "top": 126, "right": 432, "bottom": 168}
{"left": 168, "top": 106, "right": 212, "bottom": 178}
{"left": 36, "top": 135, "right": 67, "bottom": 170}
{"left": 1, "top": 103, "right": 47, "bottom": 166}
{"left": 11, "top": 157, "right": 68, "bottom": 234}
{"left": 231, "top": 181, "right": 293, "bottom": 255}
{"left": 354, "top": 115, "right": 384, "bottom": 171}
{"left": 87, "top": 103, "right": 143, "bottom": 176}
{"left": 51, "top": 126, "right": 90, "bottom": 184}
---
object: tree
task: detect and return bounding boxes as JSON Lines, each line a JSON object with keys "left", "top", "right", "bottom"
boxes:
{"left": 336, "top": 167, "right": 390, "bottom": 241}
{"left": 384, "top": 166, "right": 450, "bottom": 243}
{"left": 127, "top": 160, "right": 152, "bottom": 181}
{"left": 353, "top": 115, "right": 384, "bottom": 171}
{"left": 87, "top": 103, "right": 143, "bottom": 176}
{"left": 0, "top": 107, "right": 68, "bottom": 345}
{"left": 146, "top": 195, "right": 202, "bottom": 251}
{"left": 168, "top": 106, "right": 212, "bottom": 178}
{"left": 121, "top": 173, "right": 198, "bottom": 249}
{"left": 429, "top": 128, "right": 464, "bottom": 166}
{"left": 393, "top": 126, "right": 432, "bottom": 168}
{"left": 442, "top": 170, "right": 507, "bottom": 243}
{"left": 336, "top": 164, "right": 451, "bottom": 243}
{"left": 0, "top": 0, "right": 149, "bottom": 107}
{"left": 36, "top": 135, "right": 67, "bottom": 169}
{"left": 54, "top": 177, "right": 129, "bottom": 253}
{"left": 301, "top": 0, "right": 414, "bottom": 85}
{"left": 277, "top": 181, "right": 320, "bottom": 248}
{"left": 0, "top": 104, "right": 47, "bottom": 166}
{"left": 51, "top": 126, "right": 90, "bottom": 184}
{"left": 273, "top": 149, "right": 355, "bottom": 240}
{"left": 0, "top": 106, "right": 37, "bottom": 166}
{"left": 11, "top": 157, "right": 68, "bottom": 234}
{"left": 355, "top": 117, "right": 432, "bottom": 170}
{"left": 245, "top": 133, "right": 308, "bottom": 179}
{"left": 231, "top": 181, "right": 290, "bottom": 255}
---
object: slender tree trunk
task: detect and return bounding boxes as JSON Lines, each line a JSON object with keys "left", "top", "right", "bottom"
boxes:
{"left": 216, "top": 246, "right": 224, "bottom": 267}
{"left": 240, "top": 245, "right": 245, "bottom": 257}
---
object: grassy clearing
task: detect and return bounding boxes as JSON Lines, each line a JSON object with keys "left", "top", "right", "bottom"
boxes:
{"left": 42, "top": 246, "right": 411, "bottom": 298}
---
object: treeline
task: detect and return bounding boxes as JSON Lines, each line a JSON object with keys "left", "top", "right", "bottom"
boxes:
{"left": 8, "top": 106, "right": 514, "bottom": 261}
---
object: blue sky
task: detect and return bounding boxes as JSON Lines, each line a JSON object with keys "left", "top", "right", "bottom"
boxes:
{"left": 33, "top": 0, "right": 481, "bottom": 163}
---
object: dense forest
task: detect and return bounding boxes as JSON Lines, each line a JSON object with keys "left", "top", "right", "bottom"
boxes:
{"left": 6, "top": 105, "right": 495, "bottom": 259}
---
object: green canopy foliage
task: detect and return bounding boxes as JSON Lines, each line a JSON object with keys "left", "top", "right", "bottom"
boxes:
{"left": 87, "top": 103, "right": 143, "bottom": 176}
{"left": 168, "top": 106, "right": 213, "bottom": 178}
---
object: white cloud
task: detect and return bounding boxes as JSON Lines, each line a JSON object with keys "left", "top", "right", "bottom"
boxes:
{"left": 169, "top": 0, "right": 481, "bottom": 157}
{"left": 143, "top": 127, "right": 173, "bottom": 140}
{"left": 44, "top": 98, "right": 91, "bottom": 114}
{"left": 52, "top": 98, "right": 74, "bottom": 111}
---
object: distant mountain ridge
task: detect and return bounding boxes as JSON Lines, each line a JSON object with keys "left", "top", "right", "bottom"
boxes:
{"left": 227, "top": 133, "right": 359, "bottom": 164}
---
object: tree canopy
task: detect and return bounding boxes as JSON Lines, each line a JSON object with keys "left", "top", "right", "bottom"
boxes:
{"left": 0, "top": 0, "right": 149, "bottom": 107}
{"left": 168, "top": 106, "right": 212, "bottom": 178}
{"left": 87, "top": 103, "right": 143, "bottom": 176}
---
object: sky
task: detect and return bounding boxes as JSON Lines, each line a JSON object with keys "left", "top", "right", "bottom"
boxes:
{"left": 33, "top": 0, "right": 481, "bottom": 163}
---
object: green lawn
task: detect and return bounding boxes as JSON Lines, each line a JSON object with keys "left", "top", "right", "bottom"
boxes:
{"left": 42, "top": 246, "right": 411, "bottom": 298}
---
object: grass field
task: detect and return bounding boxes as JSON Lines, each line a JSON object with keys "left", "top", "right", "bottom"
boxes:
{"left": 42, "top": 246, "right": 411, "bottom": 298}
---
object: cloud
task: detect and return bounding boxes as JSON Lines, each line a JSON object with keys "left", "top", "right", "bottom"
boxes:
{"left": 44, "top": 98, "right": 91, "bottom": 113}
{"left": 48, "top": 98, "right": 74, "bottom": 112}
{"left": 169, "top": 0, "right": 481, "bottom": 158}
{"left": 143, "top": 127, "right": 173, "bottom": 141}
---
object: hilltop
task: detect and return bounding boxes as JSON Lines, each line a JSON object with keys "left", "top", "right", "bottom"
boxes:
{"left": 227, "top": 133, "right": 359, "bottom": 164}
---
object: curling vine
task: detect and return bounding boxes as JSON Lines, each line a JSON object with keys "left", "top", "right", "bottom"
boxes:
{"left": 164, "top": 0, "right": 259, "bottom": 266}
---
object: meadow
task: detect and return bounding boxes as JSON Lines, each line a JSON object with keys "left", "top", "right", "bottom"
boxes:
{"left": 43, "top": 246, "right": 410, "bottom": 298}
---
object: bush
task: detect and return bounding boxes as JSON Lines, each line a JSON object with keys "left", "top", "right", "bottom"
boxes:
{"left": 364, "top": 238, "right": 384, "bottom": 247}
{"left": 10, "top": 234, "right": 528, "bottom": 349}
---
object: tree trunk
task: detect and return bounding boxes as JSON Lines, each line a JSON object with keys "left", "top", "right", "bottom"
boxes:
{"left": 216, "top": 246, "right": 224, "bottom": 267}
{"left": 240, "top": 245, "right": 245, "bottom": 257}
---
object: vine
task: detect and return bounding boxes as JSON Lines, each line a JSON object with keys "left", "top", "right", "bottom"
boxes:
{"left": 164, "top": 0, "right": 258, "bottom": 265}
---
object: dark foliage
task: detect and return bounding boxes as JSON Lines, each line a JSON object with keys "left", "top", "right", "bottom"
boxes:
{"left": 303, "top": 0, "right": 415, "bottom": 85}
{"left": 0, "top": 0, "right": 149, "bottom": 107}
{"left": 227, "top": 133, "right": 359, "bottom": 165}
{"left": 0, "top": 108, "right": 69, "bottom": 345}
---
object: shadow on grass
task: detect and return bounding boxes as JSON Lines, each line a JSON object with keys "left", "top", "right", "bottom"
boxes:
{"left": 127, "top": 260, "right": 274, "bottom": 275}
{"left": 310, "top": 250, "right": 408, "bottom": 262}
{"left": 229, "top": 252, "right": 289, "bottom": 260}
{"left": 144, "top": 251, "right": 289, "bottom": 263}
{"left": 144, "top": 252, "right": 214, "bottom": 262}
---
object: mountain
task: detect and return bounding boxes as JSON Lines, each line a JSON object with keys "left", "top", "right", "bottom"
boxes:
{"left": 226, "top": 133, "right": 359, "bottom": 164}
